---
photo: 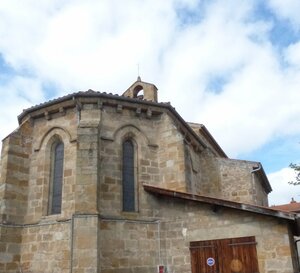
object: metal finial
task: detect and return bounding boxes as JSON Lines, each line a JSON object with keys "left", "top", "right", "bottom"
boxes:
{"left": 137, "top": 63, "right": 141, "bottom": 81}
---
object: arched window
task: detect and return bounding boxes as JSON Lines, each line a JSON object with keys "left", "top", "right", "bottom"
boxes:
{"left": 122, "top": 139, "right": 135, "bottom": 212}
{"left": 49, "top": 141, "right": 64, "bottom": 215}
{"left": 133, "top": 85, "right": 144, "bottom": 99}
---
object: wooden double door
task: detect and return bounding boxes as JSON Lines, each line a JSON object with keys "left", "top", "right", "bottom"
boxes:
{"left": 190, "top": 236, "right": 259, "bottom": 273}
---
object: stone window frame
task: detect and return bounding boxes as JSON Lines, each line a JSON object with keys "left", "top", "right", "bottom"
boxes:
{"left": 114, "top": 124, "right": 151, "bottom": 214}
{"left": 48, "top": 138, "right": 64, "bottom": 215}
{"left": 38, "top": 128, "right": 70, "bottom": 218}
{"left": 121, "top": 134, "right": 139, "bottom": 213}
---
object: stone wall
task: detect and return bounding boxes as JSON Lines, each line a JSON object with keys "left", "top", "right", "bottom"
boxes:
{"left": 217, "top": 158, "right": 268, "bottom": 205}
{"left": 25, "top": 108, "right": 77, "bottom": 223}
{"left": 0, "top": 90, "right": 293, "bottom": 273}
{"left": 0, "top": 120, "right": 32, "bottom": 224}
{"left": 72, "top": 215, "right": 98, "bottom": 273}
{"left": 75, "top": 103, "right": 100, "bottom": 214}
{"left": 0, "top": 226, "right": 22, "bottom": 273}
{"left": 0, "top": 93, "right": 270, "bottom": 224}
{"left": 157, "top": 114, "right": 186, "bottom": 191}
{"left": 196, "top": 148, "right": 221, "bottom": 196}
{"left": 2, "top": 205, "right": 294, "bottom": 273}
{"left": 253, "top": 172, "right": 269, "bottom": 206}
{"left": 187, "top": 122, "right": 270, "bottom": 206}
{"left": 0, "top": 107, "right": 77, "bottom": 272}
{"left": 99, "top": 219, "right": 160, "bottom": 273}
{"left": 99, "top": 106, "right": 161, "bottom": 215}
{"left": 20, "top": 221, "right": 70, "bottom": 273}
{"left": 154, "top": 196, "right": 296, "bottom": 273}
{"left": 98, "top": 105, "right": 197, "bottom": 214}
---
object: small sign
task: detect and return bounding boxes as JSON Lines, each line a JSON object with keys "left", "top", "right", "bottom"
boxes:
{"left": 207, "top": 257, "right": 215, "bottom": 267}
{"left": 158, "top": 265, "right": 165, "bottom": 273}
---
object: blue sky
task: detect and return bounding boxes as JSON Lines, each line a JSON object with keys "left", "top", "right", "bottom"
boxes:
{"left": 1, "top": 0, "right": 300, "bottom": 204}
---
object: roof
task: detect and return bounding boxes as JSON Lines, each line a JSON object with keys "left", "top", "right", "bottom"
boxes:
{"left": 17, "top": 86, "right": 208, "bottom": 152}
{"left": 187, "top": 122, "right": 227, "bottom": 158}
{"left": 143, "top": 184, "right": 296, "bottom": 221}
{"left": 199, "top": 124, "right": 227, "bottom": 158}
{"left": 18, "top": 89, "right": 167, "bottom": 122}
{"left": 271, "top": 199, "right": 300, "bottom": 212}
{"left": 252, "top": 163, "right": 272, "bottom": 194}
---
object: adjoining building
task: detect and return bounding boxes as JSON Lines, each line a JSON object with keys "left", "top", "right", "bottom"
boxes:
{"left": 272, "top": 198, "right": 300, "bottom": 213}
{"left": 272, "top": 197, "right": 300, "bottom": 269}
{"left": 0, "top": 79, "right": 299, "bottom": 273}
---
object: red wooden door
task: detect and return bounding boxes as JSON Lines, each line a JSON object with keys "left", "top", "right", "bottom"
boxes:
{"left": 190, "top": 236, "right": 259, "bottom": 273}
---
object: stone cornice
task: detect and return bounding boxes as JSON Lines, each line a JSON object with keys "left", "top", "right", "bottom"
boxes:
{"left": 18, "top": 90, "right": 208, "bottom": 153}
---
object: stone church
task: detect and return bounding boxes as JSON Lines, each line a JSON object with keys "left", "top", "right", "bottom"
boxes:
{"left": 0, "top": 78, "right": 299, "bottom": 273}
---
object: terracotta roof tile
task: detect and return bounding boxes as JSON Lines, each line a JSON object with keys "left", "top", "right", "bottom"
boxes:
{"left": 272, "top": 201, "right": 300, "bottom": 212}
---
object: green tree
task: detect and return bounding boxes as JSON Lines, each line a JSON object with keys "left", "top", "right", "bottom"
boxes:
{"left": 289, "top": 163, "right": 300, "bottom": 185}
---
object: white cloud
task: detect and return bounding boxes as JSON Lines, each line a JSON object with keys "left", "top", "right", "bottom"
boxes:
{"left": 284, "top": 41, "right": 300, "bottom": 68}
{"left": 0, "top": 76, "right": 45, "bottom": 145}
{"left": 267, "top": 0, "right": 300, "bottom": 29}
{"left": 0, "top": 0, "right": 300, "bottom": 166}
{"left": 268, "top": 167, "right": 300, "bottom": 205}
{"left": 157, "top": 0, "right": 300, "bottom": 158}
{"left": 159, "top": 1, "right": 266, "bottom": 116}
{"left": 195, "top": 45, "right": 300, "bottom": 157}
{"left": 0, "top": 0, "right": 179, "bottom": 92}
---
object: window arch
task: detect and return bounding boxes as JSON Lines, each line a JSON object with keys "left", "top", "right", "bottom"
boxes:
{"left": 49, "top": 140, "right": 64, "bottom": 215}
{"left": 122, "top": 139, "right": 136, "bottom": 212}
{"left": 133, "top": 85, "right": 144, "bottom": 99}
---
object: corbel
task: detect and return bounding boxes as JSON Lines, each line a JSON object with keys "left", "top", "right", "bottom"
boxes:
{"left": 180, "top": 126, "right": 187, "bottom": 136}
{"left": 185, "top": 135, "right": 191, "bottom": 144}
{"left": 182, "top": 131, "right": 189, "bottom": 144}
{"left": 212, "top": 204, "right": 220, "bottom": 213}
{"left": 190, "top": 140, "right": 196, "bottom": 148}
{"left": 194, "top": 144, "right": 200, "bottom": 153}
{"left": 44, "top": 111, "right": 51, "bottom": 120}
{"left": 28, "top": 114, "right": 34, "bottom": 126}
{"left": 97, "top": 99, "right": 103, "bottom": 109}
{"left": 74, "top": 99, "right": 82, "bottom": 121}
{"left": 59, "top": 107, "right": 66, "bottom": 116}
{"left": 117, "top": 104, "right": 123, "bottom": 113}
{"left": 76, "top": 100, "right": 82, "bottom": 111}
{"left": 136, "top": 107, "right": 141, "bottom": 117}
{"left": 146, "top": 108, "right": 152, "bottom": 119}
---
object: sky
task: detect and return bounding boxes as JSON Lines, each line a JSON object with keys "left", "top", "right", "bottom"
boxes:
{"left": 0, "top": 0, "right": 300, "bottom": 205}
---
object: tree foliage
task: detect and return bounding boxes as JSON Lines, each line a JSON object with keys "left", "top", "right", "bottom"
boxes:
{"left": 289, "top": 163, "right": 300, "bottom": 185}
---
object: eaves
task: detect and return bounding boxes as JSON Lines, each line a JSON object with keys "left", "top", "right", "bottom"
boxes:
{"left": 17, "top": 90, "right": 208, "bottom": 151}
{"left": 143, "top": 184, "right": 296, "bottom": 221}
